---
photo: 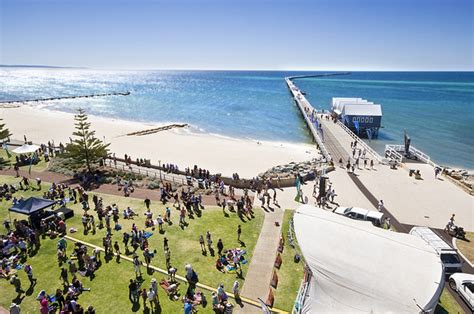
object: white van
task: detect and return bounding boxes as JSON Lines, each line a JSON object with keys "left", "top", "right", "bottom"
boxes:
{"left": 333, "top": 206, "right": 384, "bottom": 227}
{"left": 409, "top": 226, "right": 462, "bottom": 274}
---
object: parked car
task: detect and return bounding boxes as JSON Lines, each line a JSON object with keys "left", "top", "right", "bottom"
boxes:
{"left": 449, "top": 273, "right": 474, "bottom": 311}
{"left": 409, "top": 227, "right": 462, "bottom": 274}
{"left": 333, "top": 206, "right": 384, "bottom": 226}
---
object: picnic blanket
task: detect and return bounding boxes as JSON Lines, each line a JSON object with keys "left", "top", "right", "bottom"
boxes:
{"left": 143, "top": 232, "right": 153, "bottom": 239}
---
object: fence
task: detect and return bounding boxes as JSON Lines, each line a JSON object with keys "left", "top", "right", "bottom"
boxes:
{"left": 384, "top": 144, "right": 438, "bottom": 168}
{"left": 336, "top": 121, "right": 385, "bottom": 164}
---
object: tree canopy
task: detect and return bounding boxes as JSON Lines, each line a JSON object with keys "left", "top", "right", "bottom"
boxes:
{"left": 64, "top": 108, "right": 109, "bottom": 173}
{"left": 0, "top": 118, "right": 12, "bottom": 141}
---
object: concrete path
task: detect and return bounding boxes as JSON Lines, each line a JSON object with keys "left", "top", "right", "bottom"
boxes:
{"left": 356, "top": 162, "right": 474, "bottom": 231}
{"left": 239, "top": 200, "right": 284, "bottom": 311}
{"left": 0, "top": 168, "right": 250, "bottom": 206}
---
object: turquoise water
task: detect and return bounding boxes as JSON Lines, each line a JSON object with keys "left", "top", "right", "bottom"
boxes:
{"left": 0, "top": 68, "right": 473, "bottom": 169}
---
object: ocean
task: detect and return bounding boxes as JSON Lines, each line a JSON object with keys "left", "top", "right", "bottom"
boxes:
{"left": 0, "top": 68, "right": 473, "bottom": 170}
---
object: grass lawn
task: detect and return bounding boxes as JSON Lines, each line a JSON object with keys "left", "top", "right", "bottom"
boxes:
{"left": 456, "top": 232, "right": 473, "bottom": 264}
{"left": 272, "top": 210, "right": 304, "bottom": 312}
{"left": 0, "top": 174, "right": 264, "bottom": 312}
{"left": 0, "top": 149, "right": 50, "bottom": 172}
{"left": 435, "top": 288, "right": 464, "bottom": 314}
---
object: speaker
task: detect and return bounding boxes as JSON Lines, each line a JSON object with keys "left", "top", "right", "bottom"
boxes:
{"left": 319, "top": 176, "right": 327, "bottom": 197}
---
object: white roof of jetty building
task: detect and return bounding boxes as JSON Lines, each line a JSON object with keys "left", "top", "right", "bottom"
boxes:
{"left": 331, "top": 97, "right": 381, "bottom": 116}
{"left": 342, "top": 103, "right": 382, "bottom": 116}
{"left": 294, "top": 205, "right": 444, "bottom": 313}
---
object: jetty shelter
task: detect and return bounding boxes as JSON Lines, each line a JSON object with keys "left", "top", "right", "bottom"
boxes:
{"left": 331, "top": 97, "right": 382, "bottom": 138}
{"left": 293, "top": 205, "right": 444, "bottom": 313}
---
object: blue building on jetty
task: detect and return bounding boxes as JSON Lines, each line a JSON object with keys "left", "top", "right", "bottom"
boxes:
{"left": 331, "top": 97, "right": 382, "bottom": 139}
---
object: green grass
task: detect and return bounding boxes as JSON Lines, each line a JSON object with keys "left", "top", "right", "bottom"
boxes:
{"left": 0, "top": 149, "right": 50, "bottom": 172}
{"left": 435, "top": 288, "right": 465, "bottom": 314}
{"left": 0, "top": 237, "right": 215, "bottom": 313}
{"left": 272, "top": 210, "right": 304, "bottom": 312}
{"left": 0, "top": 174, "right": 264, "bottom": 312}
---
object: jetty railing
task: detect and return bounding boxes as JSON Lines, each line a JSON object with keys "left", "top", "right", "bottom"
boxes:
{"left": 336, "top": 121, "right": 385, "bottom": 164}
{"left": 384, "top": 145, "right": 403, "bottom": 163}
{"left": 384, "top": 144, "right": 438, "bottom": 167}
{"left": 285, "top": 78, "right": 332, "bottom": 162}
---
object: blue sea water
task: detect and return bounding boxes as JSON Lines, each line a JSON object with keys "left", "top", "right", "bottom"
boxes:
{"left": 0, "top": 68, "right": 473, "bottom": 170}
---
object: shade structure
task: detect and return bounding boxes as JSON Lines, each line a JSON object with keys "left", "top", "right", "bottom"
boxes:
{"left": 9, "top": 197, "right": 56, "bottom": 215}
{"left": 294, "top": 204, "right": 444, "bottom": 313}
{"left": 12, "top": 144, "right": 41, "bottom": 154}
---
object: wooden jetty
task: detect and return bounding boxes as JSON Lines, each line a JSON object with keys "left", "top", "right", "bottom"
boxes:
{"left": 285, "top": 76, "right": 384, "bottom": 164}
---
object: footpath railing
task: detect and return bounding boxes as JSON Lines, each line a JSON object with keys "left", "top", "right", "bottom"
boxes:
{"left": 336, "top": 121, "right": 385, "bottom": 164}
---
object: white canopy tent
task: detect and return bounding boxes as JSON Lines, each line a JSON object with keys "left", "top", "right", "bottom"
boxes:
{"left": 12, "top": 144, "right": 41, "bottom": 154}
{"left": 294, "top": 205, "right": 444, "bottom": 313}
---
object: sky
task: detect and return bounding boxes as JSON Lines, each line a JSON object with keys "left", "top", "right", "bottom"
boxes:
{"left": 0, "top": 0, "right": 473, "bottom": 70}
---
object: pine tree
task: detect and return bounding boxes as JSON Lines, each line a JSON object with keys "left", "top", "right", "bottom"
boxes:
{"left": 64, "top": 108, "right": 109, "bottom": 173}
{"left": 0, "top": 118, "right": 12, "bottom": 141}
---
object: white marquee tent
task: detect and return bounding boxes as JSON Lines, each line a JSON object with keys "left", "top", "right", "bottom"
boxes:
{"left": 12, "top": 144, "right": 40, "bottom": 154}
{"left": 293, "top": 205, "right": 444, "bottom": 313}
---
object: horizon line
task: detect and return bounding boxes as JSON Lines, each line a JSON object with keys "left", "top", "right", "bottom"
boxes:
{"left": 1, "top": 64, "right": 473, "bottom": 72}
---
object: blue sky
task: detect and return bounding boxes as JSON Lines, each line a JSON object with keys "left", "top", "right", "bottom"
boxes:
{"left": 1, "top": 0, "right": 472, "bottom": 70}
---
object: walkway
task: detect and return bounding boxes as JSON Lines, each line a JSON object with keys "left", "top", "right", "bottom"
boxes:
{"left": 238, "top": 200, "right": 284, "bottom": 313}
{"left": 0, "top": 168, "right": 242, "bottom": 206}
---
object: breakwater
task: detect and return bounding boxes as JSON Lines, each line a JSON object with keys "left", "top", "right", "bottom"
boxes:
{"left": 0, "top": 91, "right": 131, "bottom": 104}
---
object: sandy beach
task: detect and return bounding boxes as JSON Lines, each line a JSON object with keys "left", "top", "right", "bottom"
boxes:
{"left": 1, "top": 106, "right": 318, "bottom": 178}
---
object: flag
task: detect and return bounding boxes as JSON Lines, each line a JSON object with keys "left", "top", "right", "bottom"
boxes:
{"left": 2, "top": 143, "right": 11, "bottom": 159}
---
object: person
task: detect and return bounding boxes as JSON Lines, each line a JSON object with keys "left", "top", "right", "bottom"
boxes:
{"left": 60, "top": 267, "right": 69, "bottom": 285}
{"left": 165, "top": 206, "right": 171, "bottom": 224}
{"left": 206, "top": 231, "right": 212, "bottom": 250}
{"left": 165, "top": 249, "right": 171, "bottom": 269}
{"left": 445, "top": 214, "right": 456, "bottom": 232}
{"left": 163, "top": 237, "right": 169, "bottom": 251}
{"left": 370, "top": 159, "right": 374, "bottom": 170}
{"left": 141, "top": 288, "right": 148, "bottom": 309}
{"left": 377, "top": 200, "right": 384, "bottom": 212}
{"left": 10, "top": 275, "right": 24, "bottom": 294}
{"left": 157, "top": 215, "right": 164, "bottom": 232}
{"left": 85, "top": 305, "right": 96, "bottom": 314}
{"left": 133, "top": 254, "right": 142, "bottom": 277}
{"left": 24, "top": 264, "right": 36, "bottom": 285}
{"left": 151, "top": 278, "right": 158, "bottom": 294}
{"left": 385, "top": 217, "right": 391, "bottom": 230}
{"left": 129, "top": 279, "right": 139, "bottom": 303}
{"left": 9, "top": 303, "right": 20, "bottom": 314}
{"left": 199, "top": 235, "right": 205, "bottom": 252}
{"left": 237, "top": 225, "right": 241, "bottom": 242}
{"left": 217, "top": 239, "right": 224, "bottom": 256}
{"left": 40, "top": 297, "right": 49, "bottom": 314}
{"left": 114, "top": 241, "right": 121, "bottom": 255}
{"left": 168, "top": 266, "right": 177, "bottom": 282}
{"left": 232, "top": 280, "right": 240, "bottom": 300}
{"left": 147, "top": 287, "right": 159, "bottom": 310}
{"left": 144, "top": 197, "right": 151, "bottom": 210}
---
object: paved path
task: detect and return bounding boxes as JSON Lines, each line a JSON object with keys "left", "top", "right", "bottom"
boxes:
{"left": 0, "top": 168, "right": 249, "bottom": 206}
{"left": 239, "top": 199, "right": 284, "bottom": 312}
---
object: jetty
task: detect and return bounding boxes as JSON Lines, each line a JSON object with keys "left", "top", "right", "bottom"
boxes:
{"left": 0, "top": 91, "right": 131, "bottom": 104}
{"left": 285, "top": 75, "right": 473, "bottom": 233}
{"left": 285, "top": 77, "right": 382, "bottom": 163}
